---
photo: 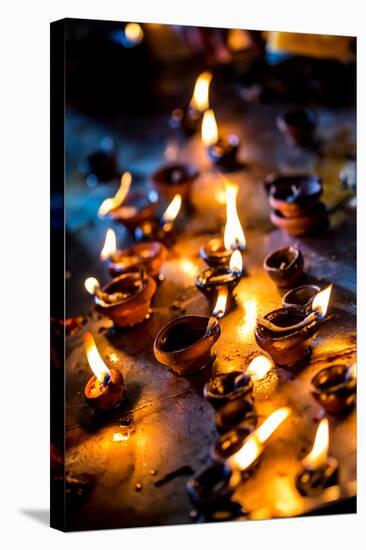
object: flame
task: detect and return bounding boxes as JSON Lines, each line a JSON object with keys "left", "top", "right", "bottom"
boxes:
{"left": 201, "top": 109, "right": 219, "bottom": 147}
{"left": 229, "top": 407, "right": 290, "bottom": 471}
{"left": 162, "top": 194, "right": 182, "bottom": 223}
{"left": 124, "top": 23, "right": 144, "bottom": 45}
{"left": 246, "top": 355, "right": 273, "bottom": 382}
{"left": 98, "top": 172, "right": 132, "bottom": 217}
{"left": 212, "top": 287, "right": 229, "bottom": 318}
{"left": 350, "top": 363, "right": 357, "bottom": 379}
{"left": 312, "top": 284, "right": 332, "bottom": 319}
{"left": 229, "top": 249, "right": 243, "bottom": 273}
{"left": 224, "top": 182, "right": 246, "bottom": 250}
{"left": 190, "top": 71, "right": 212, "bottom": 112}
{"left": 113, "top": 429, "right": 130, "bottom": 442}
{"left": 84, "top": 277, "right": 100, "bottom": 295}
{"left": 303, "top": 418, "right": 329, "bottom": 470}
{"left": 83, "top": 331, "right": 111, "bottom": 383}
{"left": 100, "top": 228, "right": 117, "bottom": 261}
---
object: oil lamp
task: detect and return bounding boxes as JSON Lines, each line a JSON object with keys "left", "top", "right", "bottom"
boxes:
{"left": 311, "top": 364, "right": 356, "bottom": 416}
{"left": 151, "top": 163, "right": 199, "bottom": 204}
{"left": 295, "top": 418, "right": 338, "bottom": 497}
{"left": 134, "top": 193, "right": 182, "bottom": 245}
{"left": 212, "top": 427, "right": 254, "bottom": 462}
{"left": 83, "top": 332, "right": 126, "bottom": 411}
{"left": 245, "top": 355, "right": 273, "bottom": 383}
{"left": 200, "top": 181, "right": 246, "bottom": 271}
{"left": 185, "top": 462, "right": 237, "bottom": 512}
{"left": 215, "top": 397, "right": 257, "bottom": 435}
{"left": 263, "top": 246, "right": 304, "bottom": 288}
{"left": 201, "top": 109, "right": 241, "bottom": 171}
{"left": 84, "top": 271, "right": 157, "bottom": 328}
{"left": 255, "top": 285, "right": 332, "bottom": 368}
{"left": 282, "top": 284, "right": 320, "bottom": 314}
{"left": 100, "top": 228, "right": 168, "bottom": 279}
{"left": 196, "top": 251, "right": 242, "bottom": 315}
{"left": 170, "top": 71, "right": 212, "bottom": 135}
{"left": 204, "top": 369, "right": 253, "bottom": 409}
{"left": 277, "top": 108, "right": 317, "bottom": 148}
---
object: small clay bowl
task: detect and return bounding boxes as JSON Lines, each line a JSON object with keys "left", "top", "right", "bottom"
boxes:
{"left": 255, "top": 308, "right": 319, "bottom": 368}
{"left": 151, "top": 162, "right": 199, "bottom": 202}
{"left": 84, "top": 368, "right": 126, "bottom": 411}
{"left": 108, "top": 189, "right": 158, "bottom": 231}
{"left": 108, "top": 242, "right": 168, "bottom": 279}
{"left": 270, "top": 203, "right": 328, "bottom": 236}
{"left": 153, "top": 315, "right": 221, "bottom": 376}
{"left": 95, "top": 272, "right": 157, "bottom": 328}
{"left": 215, "top": 398, "right": 257, "bottom": 434}
{"left": 267, "top": 174, "right": 323, "bottom": 217}
{"left": 196, "top": 266, "right": 241, "bottom": 313}
{"left": 311, "top": 365, "right": 356, "bottom": 415}
{"left": 282, "top": 284, "right": 320, "bottom": 314}
{"left": 277, "top": 108, "right": 317, "bottom": 148}
{"left": 295, "top": 458, "right": 338, "bottom": 497}
{"left": 204, "top": 371, "right": 253, "bottom": 409}
{"left": 186, "top": 463, "right": 234, "bottom": 510}
{"left": 200, "top": 238, "right": 233, "bottom": 268}
{"left": 208, "top": 134, "right": 240, "bottom": 170}
{"left": 264, "top": 246, "right": 304, "bottom": 288}
{"left": 211, "top": 427, "right": 253, "bottom": 462}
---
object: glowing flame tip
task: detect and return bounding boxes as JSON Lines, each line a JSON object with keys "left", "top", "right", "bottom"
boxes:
{"left": 83, "top": 331, "right": 111, "bottom": 383}
{"left": 312, "top": 284, "right": 333, "bottom": 319}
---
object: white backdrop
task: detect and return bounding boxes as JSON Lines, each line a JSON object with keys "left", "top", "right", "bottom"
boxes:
{"left": 0, "top": 1, "right": 364, "bottom": 548}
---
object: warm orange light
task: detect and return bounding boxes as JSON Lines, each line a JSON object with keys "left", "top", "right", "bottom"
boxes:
{"left": 303, "top": 418, "right": 329, "bottom": 470}
{"left": 212, "top": 287, "right": 229, "bottom": 318}
{"left": 162, "top": 194, "right": 182, "bottom": 223}
{"left": 246, "top": 355, "right": 273, "bottom": 382}
{"left": 350, "top": 363, "right": 357, "bottom": 379}
{"left": 227, "top": 29, "right": 251, "bottom": 51}
{"left": 229, "top": 407, "right": 290, "bottom": 471}
{"left": 312, "top": 284, "right": 332, "bottom": 319}
{"left": 229, "top": 249, "right": 242, "bottom": 272}
{"left": 98, "top": 172, "right": 132, "bottom": 217}
{"left": 84, "top": 277, "right": 100, "bottom": 295}
{"left": 100, "top": 228, "right": 117, "bottom": 261}
{"left": 124, "top": 23, "right": 144, "bottom": 45}
{"left": 83, "top": 331, "right": 111, "bottom": 383}
{"left": 179, "top": 258, "right": 198, "bottom": 278}
{"left": 113, "top": 430, "right": 130, "bottom": 442}
{"left": 224, "top": 182, "right": 246, "bottom": 250}
{"left": 201, "top": 109, "right": 219, "bottom": 147}
{"left": 190, "top": 71, "right": 213, "bottom": 112}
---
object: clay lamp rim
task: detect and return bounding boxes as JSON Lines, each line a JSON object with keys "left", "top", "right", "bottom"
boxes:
{"left": 204, "top": 371, "right": 253, "bottom": 404}
{"left": 95, "top": 272, "right": 152, "bottom": 309}
{"left": 212, "top": 427, "right": 253, "bottom": 462}
{"left": 282, "top": 284, "right": 321, "bottom": 311}
{"left": 295, "top": 457, "right": 338, "bottom": 497}
{"left": 107, "top": 189, "right": 158, "bottom": 220}
{"left": 256, "top": 308, "right": 319, "bottom": 342}
{"left": 109, "top": 241, "right": 167, "bottom": 273}
{"left": 215, "top": 398, "right": 257, "bottom": 433}
{"left": 151, "top": 162, "right": 199, "bottom": 187}
{"left": 264, "top": 245, "right": 301, "bottom": 274}
{"left": 264, "top": 173, "right": 322, "bottom": 197}
{"left": 209, "top": 134, "right": 240, "bottom": 155}
{"left": 311, "top": 364, "right": 356, "bottom": 395}
{"left": 200, "top": 238, "right": 233, "bottom": 262}
{"left": 154, "top": 314, "right": 220, "bottom": 356}
{"left": 196, "top": 266, "right": 241, "bottom": 289}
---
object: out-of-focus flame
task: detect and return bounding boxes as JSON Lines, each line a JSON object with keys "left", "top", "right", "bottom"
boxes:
{"left": 83, "top": 331, "right": 111, "bottom": 383}
{"left": 179, "top": 258, "right": 198, "bottom": 278}
{"left": 350, "top": 363, "right": 357, "bottom": 379}
{"left": 224, "top": 182, "right": 246, "bottom": 250}
{"left": 227, "top": 29, "right": 251, "bottom": 51}
{"left": 190, "top": 71, "right": 212, "bottom": 112}
{"left": 162, "top": 194, "right": 182, "bottom": 223}
{"left": 98, "top": 172, "right": 132, "bottom": 217}
{"left": 229, "top": 249, "right": 242, "bottom": 273}
{"left": 246, "top": 355, "right": 273, "bottom": 382}
{"left": 84, "top": 277, "right": 100, "bottom": 295}
{"left": 201, "top": 109, "right": 219, "bottom": 147}
{"left": 312, "top": 284, "right": 333, "bottom": 319}
{"left": 113, "top": 430, "right": 130, "bottom": 442}
{"left": 303, "top": 418, "right": 329, "bottom": 470}
{"left": 100, "top": 228, "right": 117, "bottom": 261}
{"left": 212, "top": 287, "right": 228, "bottom": 319}
{"left": 124, "top": 23, "right": 144, "bottom": 45}
{"left": 229, "top": 407, "right": 290, "bottom": 471}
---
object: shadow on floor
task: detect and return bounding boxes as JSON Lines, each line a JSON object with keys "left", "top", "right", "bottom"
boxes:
{"left": 20, "top": 509, "right": 50, "bottom": 527}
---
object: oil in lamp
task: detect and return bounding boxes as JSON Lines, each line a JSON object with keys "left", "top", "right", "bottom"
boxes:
{"left": 200, "top": 181, "right": 246, "bottom": 272}
{"left": 201, "top": 109, "right": 241, "bottom": 171}
{"left": 311, "top": 363, "right": 356, "bottom": 416}
{"left": 296, "top": 418, "right": 338, "bottom": 497}
{"left": 196, "top": 251, "right": 243, "bottom": 315}
{"left": 84, "top": 271, "right": 157, "bottom": 328}
{"left": 170, "top": 71, "right": 212, "bottom": 135}
{"left": 263, "top": 246, "right": 304, "bottom": 288}
{"left": 83, "top": 331, "right": 126, "bottom": 411}
{"left": 255, "top": 285, "right": 332, "bottom": 368}
{"left": 134, "top": 193, "right": 182, "bottom": 245}
{"left": 100, "top": 228, "right": 167, "bottom": 279}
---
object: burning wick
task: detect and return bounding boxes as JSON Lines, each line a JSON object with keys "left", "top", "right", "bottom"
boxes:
{"left": 257, "top": 284, "right": 333, "bottom": 333}
{"left": 205, "top": 287, "right": 228, "bottom": 336}
{"left": 161, "top": 194, "right": 182, "bottom": 226}
{"left": 83, "top": 331, "right": 126, "bottom": 411}
{"left": 84, "top": 275, "right": 143, "bottom": 305}
{"left": 246, "top": 355, "right": 273, "bottom": 382}
{"left": 98, "top": 172, "right": 132, "bottom": 217}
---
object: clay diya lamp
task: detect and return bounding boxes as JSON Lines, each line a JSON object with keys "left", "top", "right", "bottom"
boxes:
{"left": 211, "top": 427, "right": 254, "bottom": 462}
{"left": 107, "top": 189, "right": 158, "bottom": 233}
{"left": 266, "top": 174, "right": 323, "bottom": 217}
{"left": 215, "top": 398, "right": 257, "bottom": 435}
{"left": 264, "top": 246, "right": 304, "bottom": 288}
{"left": 84, "top": 272, "right": 156, "bottom": 328}
{"left": 204, "top": 371, "right": 253, "bottom": 409}
{"left": 134, "top": 193, "right": 182, "bottom": 246}
{"left": 277, "top": 108, "right": 317, "bottom": 148}
{"left": 282, "top": 284, "right": 320, "bottom": 314}
{"left": 295, "top": 418, "right": 338, "bottom": 497}
{"left": 200, "top": 237, "right": 234, "bottom": 269}
{"left": 170, "top": 71, "right": 212, "bottom": 136}
{"left": 83, "top": 332, "right": 126, "bottom": 411}
{"left": 151, "top": 163, "right": 199, "bottom": 203}
{"left": 153, "top": 315, "right": 221, "bottom": 376}
{"left": 270, "top": 203, "right": 328, "bottom": 237}
{"left": 311, "top": 364, "right": 356, "bottom": 416}
{"left": 201, "top": 109, "right": 241, "bottom": 171}
{"left": 186, "top": 462, "right": 236, "bottom": 511}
